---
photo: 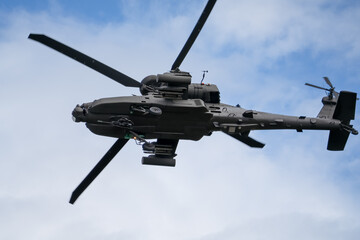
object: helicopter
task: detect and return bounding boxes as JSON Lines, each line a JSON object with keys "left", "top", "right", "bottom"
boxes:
{"left": 28, "top": 0, "right": 358, "bottom": 204}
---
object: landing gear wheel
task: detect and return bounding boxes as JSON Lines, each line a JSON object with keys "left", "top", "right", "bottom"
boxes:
{"left": 142, "top": 142, "right": 155, "bottom": 151}
{"left": 149, "top": 107, "right": 162, "bottom": 116}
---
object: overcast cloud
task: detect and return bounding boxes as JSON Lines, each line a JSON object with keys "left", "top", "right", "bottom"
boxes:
{"left": 1, "top": 0, "right": 360, "bottom": 239}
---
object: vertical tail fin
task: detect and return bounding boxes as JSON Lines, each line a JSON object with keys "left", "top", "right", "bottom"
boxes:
{"left": 317, "top": 95, "right": 337, "bottom": 119}
{"left": 332, "top": 91, "right": 357, "bottom": 121}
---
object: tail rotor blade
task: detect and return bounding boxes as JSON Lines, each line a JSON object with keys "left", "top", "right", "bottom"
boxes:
{"left": 305, "top": 83, "right": 329, "bottom": 91}
{"left": 171, "top": 0, "right": 217, "bottom": 70}
{"left": 28, "top": 34, "right": 141, "bottom": 88}
{"left": 323, "top": 76, "right": 334, "bottom": 89}
{"left": 69, "top": 138, "right": 129, "bottom": 204}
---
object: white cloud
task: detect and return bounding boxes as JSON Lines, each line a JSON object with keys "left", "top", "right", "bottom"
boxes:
{"left": 211, "top": 0, "right": 360, "bottom": 58}
{"left": 1, "top": 1, "right": 360, "bottom": 239}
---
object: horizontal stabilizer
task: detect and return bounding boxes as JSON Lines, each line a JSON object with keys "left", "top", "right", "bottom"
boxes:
{"left": 326, "top": 91, "right": 357, "bottom": 151}
{"left": 327, "top": 129, "right": 350, "bottom": 151}
{"left": 225, "top": 132, "right": 265, "bottom": 148}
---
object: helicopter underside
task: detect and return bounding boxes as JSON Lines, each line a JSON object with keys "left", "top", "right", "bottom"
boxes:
{"left": 73, "top": 94, "right": 352, "bottom": 144}
{"left": 73, "top": 95, "right": 214, "bottom": 141}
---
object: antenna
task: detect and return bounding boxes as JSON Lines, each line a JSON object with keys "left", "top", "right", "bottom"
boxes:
{"left": 201, "top": 70, "right": 208, "bottom": 84}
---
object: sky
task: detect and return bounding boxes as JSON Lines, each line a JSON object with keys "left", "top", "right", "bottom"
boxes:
{"left": 1, "top": 0, "right": 360, "bottom": 239}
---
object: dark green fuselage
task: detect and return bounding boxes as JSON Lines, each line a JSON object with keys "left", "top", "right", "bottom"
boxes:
{"left": 72, "top": 92, "right": 342, "bottom": 142}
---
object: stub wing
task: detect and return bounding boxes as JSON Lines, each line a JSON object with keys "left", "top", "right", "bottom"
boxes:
{"left": 225, "top": 131, "right": 265, "bottom": 148}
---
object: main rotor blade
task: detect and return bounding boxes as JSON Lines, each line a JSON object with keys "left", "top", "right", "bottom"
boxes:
{"left": 28, "top": 34, "right": 141, "bottom": 88}
{"left": 69, "top": 138, "right": 129, "bottom": 204}
{"left": 171, "top": 0, "right": 217, "bottom": 70}
{"left": 305, "top": 83, "right": 329, "bottom": 91}
{"left": 323, "top": 76, "right": 334, "bottom": 89}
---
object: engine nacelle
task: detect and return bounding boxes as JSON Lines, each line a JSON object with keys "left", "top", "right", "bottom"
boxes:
{"left": 139, "top": 72, "right": 220, "bottom": 103}
{"left": 157, "top": 73, "right": 191, "bottom": 85}
{"left": 140, "top": 71, "right": 192, "bottom": 95}
{"left": 187, "top": 83, "right": 220, "bottom": 103}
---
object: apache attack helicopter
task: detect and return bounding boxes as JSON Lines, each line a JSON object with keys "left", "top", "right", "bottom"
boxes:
{"left": 28, "top": 0, "right": 358, "bottom": 204}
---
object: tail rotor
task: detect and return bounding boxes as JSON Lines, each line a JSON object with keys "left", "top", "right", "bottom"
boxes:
{"left": 305, "top": 76, "right": 337, "bottom": 99}
{"left": 306, "top": 77, "right": 358, "bottom": 150}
